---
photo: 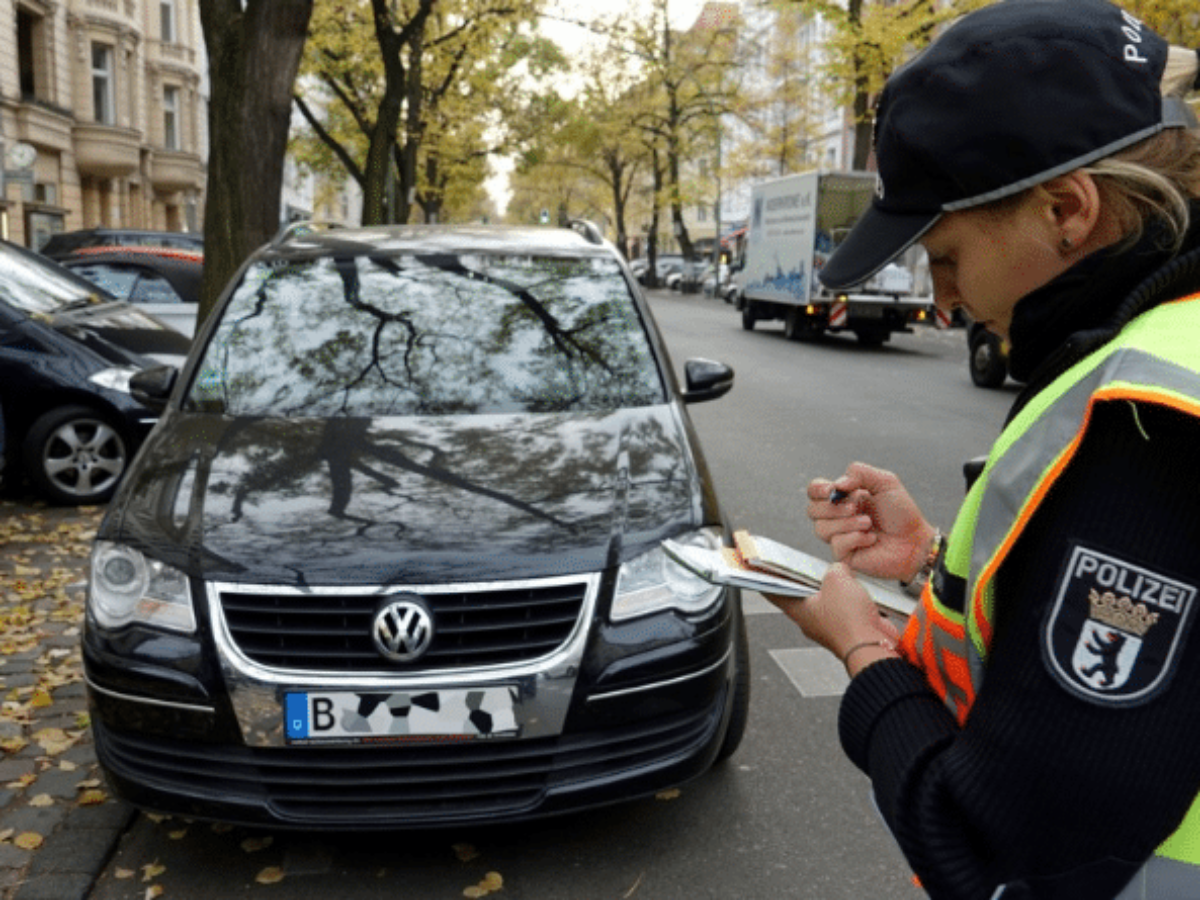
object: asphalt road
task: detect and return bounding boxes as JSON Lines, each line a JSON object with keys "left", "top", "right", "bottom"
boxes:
{"left": 70, "top": 288, "right": 1018, "bottom": 899}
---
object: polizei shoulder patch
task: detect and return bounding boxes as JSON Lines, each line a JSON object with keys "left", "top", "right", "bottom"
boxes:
{"left": 1042, "top": 545, "right": 1198, "bottom": 706}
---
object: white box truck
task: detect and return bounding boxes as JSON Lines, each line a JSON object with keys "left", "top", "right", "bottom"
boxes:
{"left": 731, "top": 170, "right": 932, "bottom": 346}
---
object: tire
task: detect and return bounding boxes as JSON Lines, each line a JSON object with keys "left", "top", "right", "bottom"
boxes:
{"left": 741, "top": 301, "right": 757, "bottom": 331}
{"left": 784, "top": 307, "right": 821, "bottom": 342}
{"left": 854, "top": 327, "right": 889, "bottom": 347}
{"left": 22, "top": 405, "right": 129, "bottom": 505}
{"left": 715, "top": 607, "right": 751, "bottom": 763}
{"left": 969, "top": 328, "right": 1008, "bottom": 388}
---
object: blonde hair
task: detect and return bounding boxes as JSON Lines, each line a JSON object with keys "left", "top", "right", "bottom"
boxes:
{"left": 1084, "top": 127, "right": 1200, "bottom": 252}
{"left": 1083, "top": 45, "right": 1200, "bottom": 252}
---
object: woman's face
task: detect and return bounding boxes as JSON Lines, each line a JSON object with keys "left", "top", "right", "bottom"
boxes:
{"left": 921, "top": 199, "right": 1070, "bottom": 338}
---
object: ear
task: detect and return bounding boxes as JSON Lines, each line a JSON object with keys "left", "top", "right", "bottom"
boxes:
{"left": 1041, "top": 172, "right": 1104, "bottom": 255}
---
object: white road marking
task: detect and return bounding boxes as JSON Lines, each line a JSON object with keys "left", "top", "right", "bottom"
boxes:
{"left": 770, "top": 648, "right": 850, "bottom": 697}
{"left": 744, "top": 591, "right": 850, "bottom": 697}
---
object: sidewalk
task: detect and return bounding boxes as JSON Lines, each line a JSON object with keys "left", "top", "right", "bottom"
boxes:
{"left": 0, "top": 495, "right": 135, "bottom": 900}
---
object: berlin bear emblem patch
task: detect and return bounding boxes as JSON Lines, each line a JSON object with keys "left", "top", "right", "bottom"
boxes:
{"left": 1043, "top": 545, "right": 1197, "bottom": 705}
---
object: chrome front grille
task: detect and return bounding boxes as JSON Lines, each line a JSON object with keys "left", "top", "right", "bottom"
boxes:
{"left": 217, "top": 580, "right": 591, "bottom": 673}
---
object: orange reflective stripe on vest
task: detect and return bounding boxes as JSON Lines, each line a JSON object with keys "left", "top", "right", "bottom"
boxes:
{"left": 899, "top": 585, "right": 974, "bottom": 726}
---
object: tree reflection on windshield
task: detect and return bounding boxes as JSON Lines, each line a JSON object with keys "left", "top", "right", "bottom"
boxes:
{"left": 186, "top": 253, "right": 664, "bottom": 417}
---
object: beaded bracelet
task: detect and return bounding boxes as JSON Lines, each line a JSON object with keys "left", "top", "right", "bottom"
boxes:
{"left": 900, "top": 529, "right": 944, "bottom": 598}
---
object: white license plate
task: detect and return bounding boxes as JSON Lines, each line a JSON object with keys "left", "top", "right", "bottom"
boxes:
{"left": 284, "top": 687, "right": 520, "bottom": 744}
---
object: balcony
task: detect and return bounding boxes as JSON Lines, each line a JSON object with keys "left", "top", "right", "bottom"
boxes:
{"left": 14, "top": 101, "right": 73, "bottom": 152}
{"left": 72, "top": 123, "right": 140, "bottom": 178}
{"left": 149, "top": 150, "right": 203, "bottom": 193}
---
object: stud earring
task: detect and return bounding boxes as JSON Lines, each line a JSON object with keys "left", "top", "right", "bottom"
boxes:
{"left": 1060, "top": 236, "right": 1073, "bottom": 252}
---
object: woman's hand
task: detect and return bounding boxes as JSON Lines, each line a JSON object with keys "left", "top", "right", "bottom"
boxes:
{"left": 807, "top": 462, "right": 937, "bottom": 583}
{"left": 766, "top": 563, "right": 902, "bottom": 676}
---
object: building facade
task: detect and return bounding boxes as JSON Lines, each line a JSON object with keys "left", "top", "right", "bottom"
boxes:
{"left": 0, "top": 0, "right": 207, "bottom": 249}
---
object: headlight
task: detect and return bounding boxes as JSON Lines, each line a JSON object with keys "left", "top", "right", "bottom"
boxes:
{"left": 611, "top": 527, "right": 724, "bottom": 622}
{"left": 89, "top": 541, "right": 195, "bottom": 633}
{"left": 88, "top": 366, "right": 140, "bottom": 393}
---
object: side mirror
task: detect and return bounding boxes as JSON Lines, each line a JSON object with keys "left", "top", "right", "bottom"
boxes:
{"left": 130, "top": 365, "right": 178, "bottom": 413}
{"left": 682, "top": 358, "right": 734, "bottom": 404}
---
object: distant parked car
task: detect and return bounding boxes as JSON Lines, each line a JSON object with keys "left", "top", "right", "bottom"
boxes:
{"left": 40, "top": 228, "right": 203, "bottom": 261}
{"left": 700, "top": 263, "right": 731, "bottom": 298}
{"left": 0, "top": 239, "right": 190, "bottom": 504}
{"left": 636, "top": 254, "right": 684, "bottom": 287}
{"left": 59, "top": 247, "right": 203, "bottom": 337}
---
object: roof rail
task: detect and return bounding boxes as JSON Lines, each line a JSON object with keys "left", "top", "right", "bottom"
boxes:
{"left": 566, "top": 219, "right": 604, "bottom": 245}
{"left": 271, "top": 219, "right": 347, "bottom": 246}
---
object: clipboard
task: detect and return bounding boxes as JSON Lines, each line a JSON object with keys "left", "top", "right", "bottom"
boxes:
{"left": 662, "top": 531, "right": 916, "bottom": 619}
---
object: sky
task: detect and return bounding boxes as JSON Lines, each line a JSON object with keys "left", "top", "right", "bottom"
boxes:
{"left": 488, "top": 0, "right": 721, "bottom": 211}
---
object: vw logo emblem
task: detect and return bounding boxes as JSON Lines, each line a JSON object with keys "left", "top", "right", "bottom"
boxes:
{"left": 371, "top": 594, "right": 434, "bottom": 663}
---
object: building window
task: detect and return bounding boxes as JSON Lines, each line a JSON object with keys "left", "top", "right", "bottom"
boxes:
{"left": 92, "top": 43, "right": 115, "bottom": 124}
{"left": 17, "top": 7, "right": 48, "bottom": 101}
{"left": 163, "top": 86, "right": 179, "bottom": 150}
{"left": 160, "top": 0, "right": 176, "bottom": 42}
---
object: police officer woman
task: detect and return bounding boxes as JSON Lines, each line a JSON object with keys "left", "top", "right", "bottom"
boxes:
{"left": 766, "top": 1, "right": 1200, "bottom": 897}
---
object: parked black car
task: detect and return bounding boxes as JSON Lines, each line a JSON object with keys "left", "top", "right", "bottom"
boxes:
{"left": 40, "top": 228, "right": 203, "bottom": 261}
{"left": 84, "top": 222, "right": 748, "bottom": 830}
{"left": 0, "top": 239, "right": 190, "bottom": 504}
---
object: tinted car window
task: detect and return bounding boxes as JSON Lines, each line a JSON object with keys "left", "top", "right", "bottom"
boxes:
{"left": 186, "top": 252, "right": 665, "bottom": 417}
{"left": 65, "top": 262, "right": 141, "bottom": 301}
{"left": 129, "top": 271, "right": 183, "bottom": 304}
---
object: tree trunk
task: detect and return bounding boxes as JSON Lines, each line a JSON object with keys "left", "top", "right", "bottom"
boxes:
{"left": 199, "top": 0, "right": 313, "bottom": 323}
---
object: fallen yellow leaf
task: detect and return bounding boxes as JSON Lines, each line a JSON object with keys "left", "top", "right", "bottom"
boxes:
{"left": 79, "top": 789, "right": 109, "bottom": 806}
{"left": 241, "top": 835, "right": 274, "bottom": 853}
{"left": 463, "top": 888, "right": 486, "bottom": 899}
{"left": 14, "top": 832, "right": 43, "bottom": 850}
{"left": 28, "top": 794, "right": 54, "bottom": 808}
{"left": 656, "top": 788, "right": 682, "bottom": 801}
{"left": 255, "top": 866, "right": 286, "bottom": 885}
{"left": 482, "top": 871, "right": 503, "bottom": 890}
{"left": 142, "top": 861, "right": 167, "bottom": 882}
{"left": 168, "top": 828, "right": 188, "bottom": 840}
{"left": 115, "top": 868, "right": 135, "bottom": 879}
{"left": 144, "top": 886, "right": 164, "bottom": 899}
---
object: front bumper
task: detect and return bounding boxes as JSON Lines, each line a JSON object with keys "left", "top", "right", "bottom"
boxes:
{"left": 84, "top": 573, "right": 739, "bottom": 829}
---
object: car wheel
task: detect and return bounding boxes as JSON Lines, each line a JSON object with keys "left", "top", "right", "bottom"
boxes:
{"left": 714, "top": 607, "right": 751, "bottom": 763}
{"left": 22, "top": 405, "right": 129, "bottom": 505}
{"left": 741, "top": 302, "right": 756, "bottom": 331}
{"left": 784, "top": 307, "right": 821, "bottom": 342}
{"left": 854, "top": 327, "right": 889, "bottom": 347}
{"left": 969, "top": 329, "right": 1007, "bottom": 388}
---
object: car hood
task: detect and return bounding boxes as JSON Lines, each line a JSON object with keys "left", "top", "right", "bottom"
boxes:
{"left": 106, "top": 406, "right": 708, "bottom": 585}
{"left": 50, "top": 301, "right": 191, "bottom": 367}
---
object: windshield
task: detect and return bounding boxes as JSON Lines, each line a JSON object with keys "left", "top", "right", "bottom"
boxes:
{"left": 0, "top": 243, "right": 105, "bottom": 314}
{"left": 185, "top": 252, "right": 666, "bottom": 417}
